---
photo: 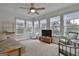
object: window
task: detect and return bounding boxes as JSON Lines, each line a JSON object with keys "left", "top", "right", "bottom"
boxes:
{"left": 50, "top": 16, "right": 60, "bottom": 36}
{"left": 34, "top": 21, "right": 40, "bottom": 35}
{"left": 64, "top": 12, "right": 79, "bottom": 36}
{"left": 40, "top": 19, "right": 47, "bottom": 30}
{"left": 26, "top": 21, "right": 33, "bottom": 33}
{"left": 16, "top": 19, "right": 25, "bottom": 35}
{"left": 40, "top": 19, "right": 47, "bottom": 35}
{"left": 16, "top": 19, "right": 34, "bottom": 39}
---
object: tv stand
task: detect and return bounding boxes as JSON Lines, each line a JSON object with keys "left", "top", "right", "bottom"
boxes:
{"left": 39, "top": 36, "right": 53, "bottom": 44}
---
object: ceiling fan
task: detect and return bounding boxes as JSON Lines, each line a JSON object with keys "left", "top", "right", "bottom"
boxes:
{"left": 20, "top": 3, "right": 45, "bottom": 15}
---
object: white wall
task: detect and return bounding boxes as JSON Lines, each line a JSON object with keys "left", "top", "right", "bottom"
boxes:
{"left": 0, "top": 7, "right": 33, "bottom": 41}
{"left": 0, "top": 8, "right": 33, "bottom": 22}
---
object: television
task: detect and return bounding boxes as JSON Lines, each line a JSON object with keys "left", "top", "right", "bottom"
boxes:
{"left": 42, "top": 30, "right": 52, "bottom": 37}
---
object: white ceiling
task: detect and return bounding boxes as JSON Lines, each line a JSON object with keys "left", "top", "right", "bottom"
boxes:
{"left": 0, "top": 3, "right": 75, "bottom": 18}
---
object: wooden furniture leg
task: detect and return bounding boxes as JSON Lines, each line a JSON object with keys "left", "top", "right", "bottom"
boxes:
{"left": 18, "top": 48, "right": 21, "bottom": 56}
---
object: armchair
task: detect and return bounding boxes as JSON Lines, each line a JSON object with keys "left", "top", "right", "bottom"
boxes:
{"left": 58, "top": 32, "right": 79, "bottom": 56}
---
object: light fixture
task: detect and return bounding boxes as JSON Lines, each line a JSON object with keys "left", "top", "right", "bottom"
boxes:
{"left": 30, "top": 9, "right": 36, "bottom": 13}
{"left": 20, "top": 3, "right": 45, "bottom": 15}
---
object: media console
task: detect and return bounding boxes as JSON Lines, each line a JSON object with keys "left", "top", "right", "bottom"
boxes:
{"left": 39, "top": 36, "right": 53, "bottom": 44}
{"left": 39, "top": 30, "right": 53, "bottom": 44}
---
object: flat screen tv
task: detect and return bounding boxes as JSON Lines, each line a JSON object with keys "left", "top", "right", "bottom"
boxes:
{"left": 42, "top": 30, "right": 52, "bottom": 37}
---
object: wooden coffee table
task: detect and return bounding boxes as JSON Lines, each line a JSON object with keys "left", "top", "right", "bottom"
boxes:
{"left": 2, "top": 47, "right": 22, "bottom": 56}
